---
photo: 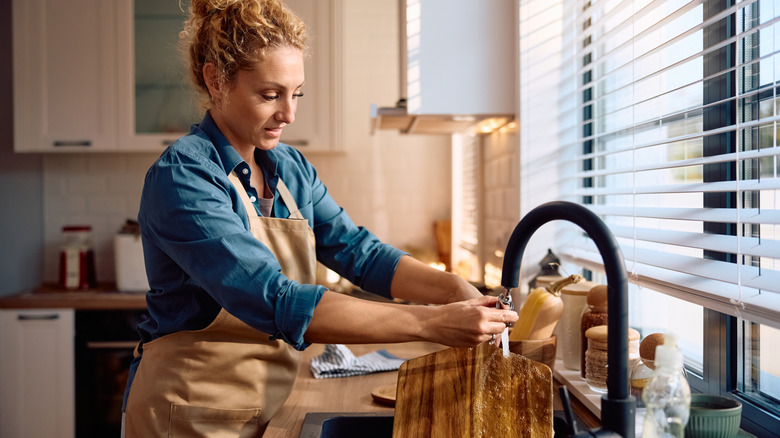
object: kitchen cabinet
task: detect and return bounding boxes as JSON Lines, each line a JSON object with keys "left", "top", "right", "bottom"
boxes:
{"left": 0, "top": 309, "right": 75, "bottom": 438}
{"left": 276, "top": 0, "right": 344, "bottom": 153}
{"left": 12, "top": 0, "right": 119, "bottom": 152}
{"left": 14, "top": 0, "right": 343, "bottom": 153}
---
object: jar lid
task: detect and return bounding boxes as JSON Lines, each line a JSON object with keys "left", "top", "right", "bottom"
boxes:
{"left": 587, "top": 284, "right": 609, "bottom": 307}
{"left": 585, "top": 325, "right": 640, "bottom": 342}
{"left": 561, "top": 280, "right": 597, "bottom": 296}
{"left": 585, "top": 325, "right": 608, "bottom": 341}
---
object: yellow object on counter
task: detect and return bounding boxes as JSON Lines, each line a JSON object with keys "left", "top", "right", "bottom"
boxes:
{"left": 509, "top": 274, "right": 583, "bottom": 341}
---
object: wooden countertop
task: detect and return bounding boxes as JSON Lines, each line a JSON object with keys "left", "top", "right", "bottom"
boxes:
{"left": 263, "top": 342, "right": 600, "bottom": 437}
{"left": 264, "top": 342, "right": 446, "bottom": 437}
{"left": 0, "top": 283, "right": 147, "bottom": 310}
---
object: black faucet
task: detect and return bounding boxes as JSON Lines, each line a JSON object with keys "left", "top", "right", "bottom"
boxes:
{"left": 501, "top": 201, "right": 636, "bottom": 438}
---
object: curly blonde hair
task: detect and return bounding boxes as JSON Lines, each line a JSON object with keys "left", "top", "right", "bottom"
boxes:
{"left": 180, "top": 0, "right": 308, "bottom": 104}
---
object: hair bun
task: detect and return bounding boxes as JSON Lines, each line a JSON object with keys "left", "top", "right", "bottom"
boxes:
{"left": 190, "top": 0, "right": 241, "bottom": 18}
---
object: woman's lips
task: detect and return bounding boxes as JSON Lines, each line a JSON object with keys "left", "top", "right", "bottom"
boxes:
{"left": 265, "top": 127, "right": 283, "bottom": 138}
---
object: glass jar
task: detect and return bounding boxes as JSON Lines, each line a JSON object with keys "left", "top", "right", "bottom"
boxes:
{"left": 630, "top": 358, "right": 655, "bottom": 407}
{"left": 631, "top": 334, "right": 688, "bottom": 408}
{"left": 58, "top": 225, "right": 96, "bottom": 290}
{"left": 580, "top": 285, "right": 609, "bottom": 378}
{"left": 585, "top": 325, "right": 640, "bottom": 393}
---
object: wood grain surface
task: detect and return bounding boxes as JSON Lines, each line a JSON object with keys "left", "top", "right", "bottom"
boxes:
{"left": 393, "top": 342, "right": 554, "bottom": 437}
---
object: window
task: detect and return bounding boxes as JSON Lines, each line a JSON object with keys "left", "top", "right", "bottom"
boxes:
{"left": 518, "top": 0, "right": 780, "bottom": 435}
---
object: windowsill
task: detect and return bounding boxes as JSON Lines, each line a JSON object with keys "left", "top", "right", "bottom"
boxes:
{"left": 553, "top": 358, "right": 646, "bottom": 436}
{"left": 552, "top": 359, "right": 603, "bottom": 419}
{"left": 553, "top": 359, "right": 761, "bottom": 438}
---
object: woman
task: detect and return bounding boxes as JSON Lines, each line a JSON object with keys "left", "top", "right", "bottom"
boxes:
{"left": 122, "top": 0, "right": 518, "bottom": 436}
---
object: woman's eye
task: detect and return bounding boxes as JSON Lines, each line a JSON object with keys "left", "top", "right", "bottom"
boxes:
{"left": 260, "top": 93, "right": 303, "bottom": 101}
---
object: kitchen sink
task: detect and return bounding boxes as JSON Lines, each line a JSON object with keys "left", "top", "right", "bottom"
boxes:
{"left": 299, "top": 411, "right": 577, "bottom": 437}
{"left": 299, "top": 412, "right": 394, "bottom": 438}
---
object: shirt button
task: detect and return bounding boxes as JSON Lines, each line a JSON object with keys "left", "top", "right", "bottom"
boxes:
{"left": 249, "top": 196, "right": 257, "bottom": 202}
{"left": 242, "top": 168, "right": 249, "bottom": 175}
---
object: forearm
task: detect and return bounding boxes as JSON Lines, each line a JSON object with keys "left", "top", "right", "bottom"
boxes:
{"left": 389, "top": 255, "right": 481, "bottom": 304}
{"left": 304, "top": 290, "right": 518, "bottom": 348}
{"left": 303, "top": 290, "right": 430, "bottom": 345}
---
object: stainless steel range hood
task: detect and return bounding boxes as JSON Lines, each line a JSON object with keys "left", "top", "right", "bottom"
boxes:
{"left": 371, "top": 0, "right": 516, "bottom": 136}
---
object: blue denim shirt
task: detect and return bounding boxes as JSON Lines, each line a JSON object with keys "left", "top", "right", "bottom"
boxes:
{"left": 135, "top": 112, "right": 406, "bottom": 350}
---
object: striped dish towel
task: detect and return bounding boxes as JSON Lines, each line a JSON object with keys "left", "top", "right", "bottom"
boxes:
{"left": 310, "top": 344, "right": 406, "bottom": 379}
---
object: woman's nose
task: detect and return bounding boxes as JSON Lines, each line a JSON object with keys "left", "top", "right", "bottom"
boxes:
{"left": 275, "top": 98, "right": 296, "bottom": 125}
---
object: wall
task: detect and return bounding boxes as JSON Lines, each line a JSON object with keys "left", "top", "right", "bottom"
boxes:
{"left": 0, "top": 0, "right": 45, "bottom": 297}
{"left": 32, "top": 0, "right": 451, "bottom": 286}
{"left": 480, "top": 129, "right": 520, "bottom": 289}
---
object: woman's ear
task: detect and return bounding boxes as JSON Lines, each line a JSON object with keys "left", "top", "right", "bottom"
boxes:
{"left": 202, "top": 63, "right": 221, "bottom": 104}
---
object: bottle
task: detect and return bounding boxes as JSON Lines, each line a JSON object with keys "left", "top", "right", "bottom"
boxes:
{"left": 641, "top": 333, "right": 691, "bottom": 438}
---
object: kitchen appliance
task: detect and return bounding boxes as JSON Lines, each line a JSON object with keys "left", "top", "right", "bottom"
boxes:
{"left": 115, "top": 219, "right": 149, "bottom": 292}
{"left": 59, "top": 225, "right": 96, "bottom": 290}
{"left": 114, "top": 234, "right": 149, "bottom": 292}
{"left": 75, "top": 309, "right": 148, "bottom": 437}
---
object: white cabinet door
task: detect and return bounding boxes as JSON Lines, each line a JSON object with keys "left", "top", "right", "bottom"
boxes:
{"left": 0, "top": 309, "right": 75, "bottom": 438}
{"left": 12, "top": 0, "right": 119, "bottom": 152}
{"left": 278, "top": 0, "right": 344, "bottom": 153}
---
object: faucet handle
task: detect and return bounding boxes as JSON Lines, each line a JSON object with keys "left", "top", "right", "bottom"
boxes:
{"left": 496, "top": 288, "right": 515, "bottom": 327}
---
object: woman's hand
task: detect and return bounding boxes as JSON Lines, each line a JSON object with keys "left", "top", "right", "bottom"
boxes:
{"left": 418, "top": 295, "right": 519, "bottom": 348}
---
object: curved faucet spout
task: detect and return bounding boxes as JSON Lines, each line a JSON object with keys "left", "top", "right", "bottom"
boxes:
{"left": 501, "top": 201, "right": 635, "bottom": 438}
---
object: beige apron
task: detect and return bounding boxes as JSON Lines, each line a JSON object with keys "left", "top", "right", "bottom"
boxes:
{"left": 125, "top": 173, "right": 316, "bottom": 437}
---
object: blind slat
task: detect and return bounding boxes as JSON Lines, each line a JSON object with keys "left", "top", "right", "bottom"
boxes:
{"left": 587, "top": 205, "right": 780, "bottom": 225}
{"left": 575, "top": 146, "right": 780, "bottom": 180}
{"left": 576, "top": 178, "right": 780, "bottom": 196}
{"left": 561, "top": 243, "right": 780, "bottom": 294}
{"left": 597, "top": 224, "right": 780, "bottom": 259}
{"left": 560, "top": 249, "right": 780, "bottom": 329}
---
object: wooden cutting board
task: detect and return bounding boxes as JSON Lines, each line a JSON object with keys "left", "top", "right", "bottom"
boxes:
{"left": 393, "top": 342, "right": 553, "bottom": 437}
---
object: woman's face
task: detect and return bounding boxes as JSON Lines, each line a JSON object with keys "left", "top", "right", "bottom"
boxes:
{"left": 208, "top": 46, "right": 305, "bottom": 152}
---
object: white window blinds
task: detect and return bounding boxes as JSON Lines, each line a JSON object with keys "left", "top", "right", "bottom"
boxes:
{"left": 519, "top": 0, "right": 780, "bottom": 328}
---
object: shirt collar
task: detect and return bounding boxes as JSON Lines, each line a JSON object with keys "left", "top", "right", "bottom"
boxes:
{"left": 197, "top": 111, "right": 280, "bottom": 178}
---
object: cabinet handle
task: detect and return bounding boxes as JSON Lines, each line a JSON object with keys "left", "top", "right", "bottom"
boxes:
{"left": 162, "top": 139, "right": 176, "bottom": 146}
{"left": 53, "top": 140, "right": 92, "bottom": 147}
{"left": 18, "top": 313, "right": 60, "bottom": 321}
{"left": 86, "top": 341, "right": 139, "bottom": 350}
{"left": 283, "top": 139, "right": 309, "bottom": 147}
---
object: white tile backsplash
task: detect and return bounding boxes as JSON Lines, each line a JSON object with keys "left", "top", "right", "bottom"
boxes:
{"left": 42, "top": 154, "right": 158, "bottom": 284}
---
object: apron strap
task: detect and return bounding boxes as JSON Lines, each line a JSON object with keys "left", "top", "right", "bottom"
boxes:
{"left": 228, "top": 171, "right": 304, "bottom": 220}
{"left": 275, "top": 179, "right": 304, "bottom": 220}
